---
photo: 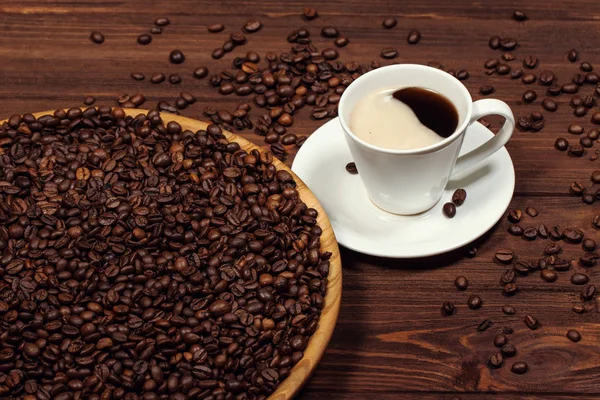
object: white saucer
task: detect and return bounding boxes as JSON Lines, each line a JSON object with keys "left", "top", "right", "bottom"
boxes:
{"left": 291, "top": 118, "right": 515, "bottom": 258}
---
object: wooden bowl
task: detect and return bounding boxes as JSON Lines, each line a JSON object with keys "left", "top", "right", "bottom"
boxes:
{"left": 8, "top": 109, "right": 342, "bottom": 400}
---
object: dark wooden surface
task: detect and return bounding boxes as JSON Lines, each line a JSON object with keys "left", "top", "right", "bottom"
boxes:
{"left": 2, "top": 1, "right": 600, "bottom": 398}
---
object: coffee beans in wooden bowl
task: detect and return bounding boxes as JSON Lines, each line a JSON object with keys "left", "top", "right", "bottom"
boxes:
{"left": 0, "top": 108, "right": 342, "bottom": 400}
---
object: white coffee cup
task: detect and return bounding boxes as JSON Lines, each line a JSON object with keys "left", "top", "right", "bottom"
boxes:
{"left": 338, "top": 64, "right": 515, "bottom": 215}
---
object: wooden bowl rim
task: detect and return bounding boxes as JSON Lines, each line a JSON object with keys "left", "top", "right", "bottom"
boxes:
{"left": 3, "top": 108, "right": 342, "bottom": 400}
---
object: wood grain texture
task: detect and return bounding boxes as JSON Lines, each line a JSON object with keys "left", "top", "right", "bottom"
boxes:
{"left": 2, "top": 0, "right": 600, "bottom": 398}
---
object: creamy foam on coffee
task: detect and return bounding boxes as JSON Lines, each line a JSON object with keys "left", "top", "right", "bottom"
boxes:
{"left": 350, "top": 88, "right": 449, "bottom": 151}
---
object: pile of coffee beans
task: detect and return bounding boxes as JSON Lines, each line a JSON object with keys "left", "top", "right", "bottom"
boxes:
{"left": 0, "top": 108, "right": 330, "bottom": 399}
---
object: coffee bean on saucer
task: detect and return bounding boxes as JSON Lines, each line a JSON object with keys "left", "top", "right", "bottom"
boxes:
{"left": 407, "top": 30, "right": 421, "bottom": 44}
{"left": 345, "top": 162, "right": 358, "bottom": 174}
{"left": 452, "top": 189, "right": 467, "bottom": 206}
{"left": 137, "top": 34, "right": 152, "bottom": 45}
{"left": 541, "top": 269, "right": 558, "bottom": 282}
{"left": 542, "top": 98, "right": 557, "bottom": 112}
{"left": 380, "top": 47, "right": 398, "bottom": 59}
{"left": 443, "top": 202, "right": 456, "bottom": 218}
{"left": 524, "top": 315, "right": 539, "bottom": 330}
{"left": 90, "top": 31, "right": 105, "bottom": 44}
{"left": 502, "top": 305, "right": 516, "bottom": 315}
{"left": 467, "top": 295, "right": 482, "bottom": 310}
{"left": 480, "top": 85, "right": 494, "bottom": 95}
{"left": 169, "top": 49, "right": 185, "bottom": 64}
{"left": 489, "top": 352, "right": 504, "bottom": 368}
{"left": 477, "top": 319, "right": 492, "bottom": 332}
{"left": 495, "top": 249, "right": 514, "bottom": 264}
{"left": 567, "top": 329, "right": 582, "bottom": 342}
{"left": 511, "top": 362, "right": 529, "bottom": 374}
{"left": 581, "top": 284, "right": 596, "bottom": 301}
{"left": 455, "top": 276, "right": 469, "bottom": 291}
{"left": 571, "top": 271, "right": 590, "bottom": 285}
{"left": 513, "top": 10, "right": 527, "bottom": 21}
{"left": 442, "top": 301, "right": 455, "bottom": 316}
{"left": 494, "top": 334, "right": 508, "bottom": 348}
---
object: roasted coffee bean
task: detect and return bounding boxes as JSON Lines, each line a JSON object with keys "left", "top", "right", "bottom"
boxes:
{"left": 571, "top": 273, "right": 589, "bottom": 285}
{"left": 523, "top": 90, "right": 537, "bottom": 103}
{"left": 150, "top": 26, "right": 162, "bottom": 34}
{"left": 580, "top": 61, "right": 593, "bottom": 72}
{"left": 489, "top": 36, "right": 501, "bottom": 49}
{"left": 212, "top": 48, "right": 225, "bottom": 59}
{"left": 150, "top": 73, "right": 166, "bottom": 84}
{"left": 137, "top": 34, "right": 152, "bottom": 45}
{"left": 585, "top": 72, "right": 600, "bottom": 84}
{"left": 495, "top": 249, "right": 514, "bottom": 264}
{"left": 574, "top": 106, "right": 587, "bottom": 117}
{"left": 583, "top": 238, "right": 597, "bottom": 252}
{"left": 169, "top": 74, "right": 181, "bottom": 84}
{"left": 567, "top": 330, "right": 582, "bottom": 342}
{"left": 169, "top": 49, "right": 185, "bottom": 64}
{"left": 511, "top": 362, "right": 529, "bottom": 374}
{"left": 500, "top": 37, "right": 517, "bottom": 50}
{"left": 480, "top": 85, "right": 495, "bottom": 95}
{"left": 554, "top": 259, "right": 572, "bottom": 271}
{"left": 83, "top": 95, "right": 96, "bottom": 105}
{"left": 573, "top": 304, "right": 586, "bottom": 314}
{"left": 502, "top": 53, "right": 515, "bottom": 61}
{"left": 581, "top": 137, "right": 593, "bottom": 148}
{"left": 573, "top": 73, "right": 585, "bottom": 85}
{"left": 538, "top": 224, "right": 549, "bottom": 239}
{"left": 592, "top": 112, "right": 600, "bottom": 125}
{"left": 568, "top": 124, "right": 584, "bottom": 135}
{"left": 303, "top": 7, "right": 319, "bottom": 20}
{"left": 570, "top": 181, "right": 585, "bottom": 196}
{"left": 522, "top": 73, "right": 536, "bottom": 84}
{"left": 467, "top": 295, "right": 482, "bottom": 310}
{"left": 523, "top": 55, "right": 537, "bottom": 69}
{"left": 544, "top": 243, "right": 562, "bottom": 255}
{"left": 508, "top": 209, "right": 522, "bottom": 223}
{"left": 554, "top": 138, "right": 569, "bottom": 151}
{"left": 442, "top": 301, "right": 455, "bottom": 316}
{"left": 542, "top": 98, "right": 557, "bottom": 112}
{"left": 243, "top": 20, "right": 262, "bottom": 33}
{"left": 517, "top": 117, "right": 531, "bottom": 131}
{"left": 564, "top": 227, "right": 584, "bottom": 243}
{"left": 582, "top": 284, "right": 596, "bottom": 301}
{"left": 514, "top": 261, "right": 530, "bottom": 275}
{"left": 502, "top": 305, "right": 516, "bottom": 315}
{"left": 501, "top": 269, "right": 516, "bottom": 285}
{"left": 583, "top": 95, "right": 596, "bottom": 108}
{"left": 588, "top": 129, "right": 600, "bottom": 140}
{"left": 382, "top": 17, "right": 397, "bottom": 29}
{"left": 155, "top": 17, "right": 170, "bottom": 26}
{"left": 334, "top": 36, "right": 350, "bottom": 47}
{"left": 208, "top": 23, "right": 225, "bottom": 33}
{"left": 524, "top": 314, "right": 539, "bottom": 330}
{"left": 513, "top": 10, "right": 527, "bottom": 21}
{"left": 345, "top": 162, "right": 358, "bottom": 174}
{"left": 456, "top": 69, "right": 470, "bottom": 80}
{"left": 541, "top": 269, "right": 558, "bottom": 283}
{"left": 322, "top": 48, "right": 339, "bottom": 60}
{"left": 90, "top": 31, "right": 105, "bottom": 44}
{"left": 452, "top": 189, "right": 467, "bottom": 206}
{"left": 523, "top": 227, "right": 538, "bottom": 240}
{"left": 530, "top": 119, "right": 544, "bottom": 132}
{"left": 580, "top": 253, "right": 599, "bottom": 267}
{"left": 489, "top": 353, "right": 504, "bottom": 368}
{"left": 407, "top": 30, "right": 421, "bottom": 44}
{"left": 547, "top": 84, "right": 561, "bottom": 96}
{"left": 501, "top": 344, "right": 517, "bottom": 357}
{"left": 532, "top": 111, "right": 543, "bottom": 121}
{"left": 508, "top": 225, "right": 524, "bottom": 236}
{"left": 455, "top": 276, "right": 468, "bottom": 291}
{"left": 193, "top": 66, "right": 209, "bottom": 79}
{"left": 562, "top": 83, "right": 579, "bottom": 94}
{"left": 380, "top": 47, "right": 398, "bottom": 59}
{"left": 443, "top": 202, "right": 456, "bottom": 218}
{"left": 511, "top": 69, "right": 523, "bottom": 79}
{"left": 569, "top": 145, "right": 585, "bottom": 157}
{"left": 321, "top": 26, "right": 339, "bottom": 38}
{"left": 477, "top": 319, "right": 492, "bottom": 332}
{"left": 568, "top": 48, "right": 579, "bottom": 62}
{"left": 503, "top": 283, "right": 518, "bottom": 296}
{"left": 495, "top": 63, "right": 510, "bottom": 75}
{"left": 131, "top": 72, "right": 145, "bottom": 81}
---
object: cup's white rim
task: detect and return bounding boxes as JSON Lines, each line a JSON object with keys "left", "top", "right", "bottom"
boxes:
{"left": 338, "top": 64, "right": 474, "bottom": 155}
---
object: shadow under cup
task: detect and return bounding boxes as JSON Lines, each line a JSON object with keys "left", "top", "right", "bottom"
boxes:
{"left": 338, "top": 64, "right": 474, "bottom": 215}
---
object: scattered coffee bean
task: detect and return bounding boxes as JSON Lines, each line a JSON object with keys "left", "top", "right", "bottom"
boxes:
{"left": 571, "top": 273, "right": 590, "bottom": 285}
{"left": 517, "top": 117, "right": 531, "bottom": 131}
{"left": 508, "top": 225, "right": 524, "bottom": 236}
{"left": 500, "top": 37, "right": 517, "bottom": 50}
{"left": 321, "top": 26, "right": 339, "bottom": 38}
{"left": 514, "top": 261, "right": 530, "bottom": 275}
{"left": 544, "top": 243, "right": 562, "bottom": 255}
{"left": 169, "top": 49, "right": 185, "bottom": 64}
{"left": 90, "top": 31, "right": 105, "bottom": 44}
{"left": 568, "top": 48, "right": 579, "bottom": 62}
{"left": 511, "top": 362, "right": 529, "bottom": 374}
{"left": 523, "top": 90, "right": 537, "bottom": 103}
{"left": 442, "top": 301, "right": 455, "bottom": 316}
{"left": 523, "top": 227, "right": 538, "bottom": 240}
{"left": 541, "top": 269, "right": 558, "bottom": 283}
{"left": 495, "top": 249, "right": 515, "bottom": 264}
{"left": 513, "top": 10, "right": 527, "bottom": 21}
{"left": 573, "top": 304, "right": 586, "bottom": 314}
{"left": 137, "top": 34, "right": 152, "bottom": 45}
{"left": 477, "top": 319, "right": 492, "bottom": 332}
{"left": 150, "top": 26, "right": 162, "bottom": 34}
{"left": 334, "top": 36, "right": 350, "bottom": 47}
{"left": 345, "top": 162, "right": 358, "bottom": 174}
{"left": 547, "top": 84, "right": 561, "bottom": 96}
{"left": 572, "top": 73, "right": 585, "bottom": 86}
{"left": 155, "top": 17, "right": 170, "bottom": 26}
{"left": 569, "top": 145, "right": 585, "bottom": 157}
{"left": 194, "top": 66, "right": 209, "bottom": 79}
{"left": 489, "top": 36, "right": 501, "bottom": 49}
{"left": 303, "top": 7, "right": 319, "bottom": 20}
{"left": 494, "top": 334, "right": 508, "bottom": 348}
{"left": 503, "top": 283, "right": 518, "bottom": 296}
{"left": 562, "top": 83, "right": 579, "bottom": 94}
{"left": 582, "top": 284, "right": 596, "bottom": 301}
{"left": 502, "top": 305, "right": 516, "bottom": 315}
{"left": 554, "top": 138, "right": 569, "bottom": 151}
{"left": 443, "top": 202, "right": 457, "bottom": 218}
{"left": 583, "top": 238, "right": 597, "bottom": 251}
{"left": 150, "top": 73, "right": 166, "bottom": 84}
{"left": 243, "top": 20, "right": 262, "bottom": 33}
{"left": 456, "top": 69, "right": 470, "bottom": 80}
{"left": 581, "top": 137, "right": 594, "bottom": 148}
{"left": 212, "top": 48, "right": 225, "bottom": 59}
{"left": 489, "top": 352, "right": 504, "bottom": 368}
{"left": 580, "top": 61, "right": 593, "bottom": 72}
{"left": 592, "top": 112, "right": 600, "bottom": 125}
{"left": 407, "top": 30, "right": 421, "bottom": 44}
{"left": 580, "top": 253, "right": 599, "bottom": 267}
{"left": 502, "top": 344, "right": 517, "bottom": 357}
{"left": 525, "top": 207, "right": 538, "bottom": 217}
{"left": 586, "top": 72, "right": 600, "bottom": 84}
{"left": 502, "top": 53, "right": 515, "bottom": 61}
{"left": 382, "top": 17, "right": 397, "bottom": 29}
{"left": 570, "top": 181, "right": 585, "bottom": 196}
{"left": 542, "top": 98, "right": 557, "bottom": 112}
{"left": 380, "top": 47, "right": 398, "bottom": 59}
{"left": 496, "top": 63, "right": 511, "bottom": 75}
{"left": 452, "top": 189, "right": 467, "bottom": 206}
{"left": 508, "top": 209, "right": 523, "bottom": 223}
{"left": 567, "top": 330, "right": 582, "bottom": 342}
{"left": 539, "top": 70, "right": 555, "bottom": 85}
{"left": 455, "top": 276, "right": 469, "bottom": 291}
{"left": 501, "top": 269, "right": 516, "bottom": 284}
{"left": 574, "top": 106, "right": 588, "bottom": 117}
{"left": 468, "top": 295, "right": 482, "bottom": 310}
{"left": 568, "top": 124, "right": 584, "bottom": 135}
{"left": 206, "top": 23, "right": 226, "bottom": 34}
{"left": 169, "top": 74, "right": 181, "bottom": 84}
{"left": 523, "top": 55, "right": 538, "bottom": 69}
{"left": 564, "top": 227, "right": 584, "bottom": 243}
{"left": 524, "top": 315, "right": 539, "bottom": 330}
{"left": 522, "top": 73, "right": 536, "bottom": 84}
{"left": 511, "top": 69, "right": 523, "bottom": 79}
{"left": 83, "top": 95, "right": 96, "bottom": 105}
{"left": 480, "top": 85, "right": 495, "bottom": 95}
{"left": 131, "top": 72, "right": 145, "bottom": 81}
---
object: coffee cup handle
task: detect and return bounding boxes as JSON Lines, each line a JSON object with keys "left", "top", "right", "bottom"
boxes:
{"left": 451, "top": 99, "right": 514, "bottom": 178}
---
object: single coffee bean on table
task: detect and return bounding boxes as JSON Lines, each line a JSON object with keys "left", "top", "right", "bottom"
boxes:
{"left": 442, "top": 301, "right": 455, "bottom": 316}
{"left": 508, "top": 209, "right": 522, "bottom": 223}
{"left": 169, "top": 49, "right": 185, "bottom": 64}
{"left": 502, "top": 305, "right": 516, "bottom": 315}
{"left": 243, "top": 20, "right": 262, "bottom": 33}
{"left": 511, "top": 362, "right": 529, "bottom": 374}
{"left": 130, "top": 72, "right": 145, "bottom": 81}
{"left": 155, "top": 17, "right": 170, "bottom": 26}
{"left": 583, "top": 238, "right": 597, "bottom": 251}
{"left": 407, "top": 30, "right": 421, "bottom": 44}
{"left": 90, "top": 31, "right": 105, "bottom": 44}
{"left": 468, "top": 294, "right": 483, "bottom": 310}
{"left": 489, "top": 353, "right": 504, "bottom": 368}
{"left": 382, "top": 17, "right": 397, "bottom": 29}
{"left": 581, "top": 284, "right": 596, "bottom": 301}
{"left": 523, "top": 55, "right": 538, "bottom": 69}
{"left": 503, "top": 283, "right": 518, "bottom": 296}
{"left": 542, "top": 98, "right": 557, "bottom": 112}
{"left": 495, "top": 249, "right": 515, "bottom": 263}
{"left": 524, "top": 314, "right": 539, "bottom": 330}
{"left": 513, "top": 10, "right": 528, "bottom": 21}
{"left": 455, "top": 276, "right": 469, "bottom": 290}
{"left": 303, "top": 7, "right": 319, "bottom": 20}
{"left": 137, "top": 34, "right": 152, "bottom": 45}
{"left": 208, "top": 23, "right": 225, "bottom": 33}
{"left": 321, "top": 26, "right": 339, "bottom": 38}
{"left": 541, "top": 269, "right": 558, "bottom": 282}
{"left": 571, "top": 273, "right": 590, "bottom": 285}
{"left": 567, "top": 329, "right": 582, "bottom": 342}
{"left": 380, "top": 47, "right": 398, "bottom": 59}
{"left": 494, "top": 334, "right": 508, "bottom": 348}
{"left": 501, "top": 269, "right": 516, "bottom": 284}
{"left": 508, "top": 225, "right": 524, "bottom": 236}
{"left": 522, "top": 73, "right": 536, "bottom": 84}
{"left": 480, "top": 85, "right": 495, "bottom": 95}
{"left": 477, "top": 319, "right": 492, "bottom": 332}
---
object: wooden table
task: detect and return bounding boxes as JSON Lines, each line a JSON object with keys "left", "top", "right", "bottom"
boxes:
{"left": 2, "top": 1, "right": 600, "bottom": 398}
